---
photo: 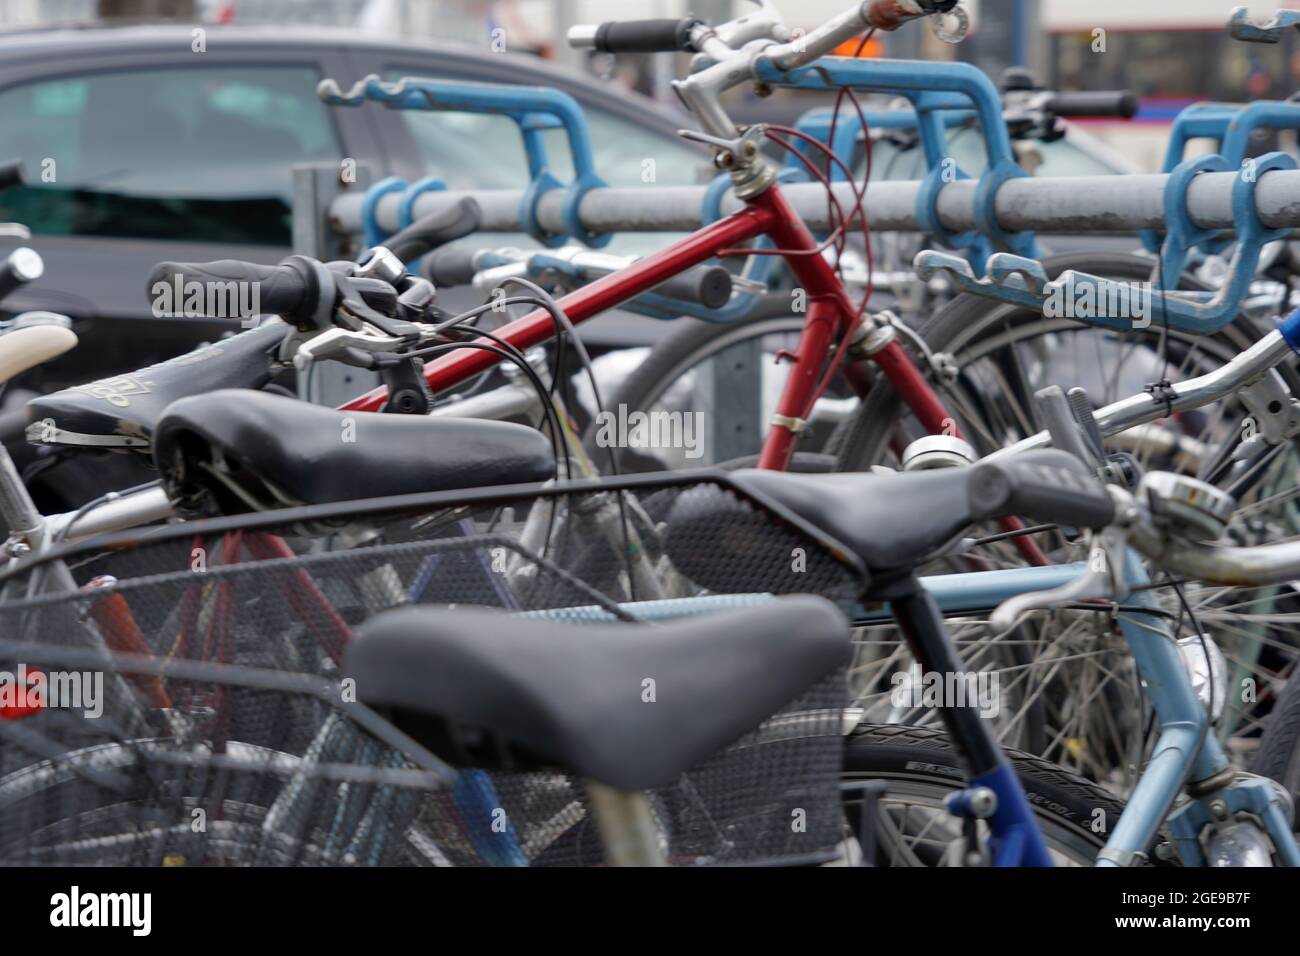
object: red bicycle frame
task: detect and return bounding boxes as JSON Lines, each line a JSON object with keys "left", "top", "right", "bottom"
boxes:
{"left": 340, "top": 181, "right": 1047, "bottom": 565}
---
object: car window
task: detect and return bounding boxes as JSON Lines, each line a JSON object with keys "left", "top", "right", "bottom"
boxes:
{"left": 0, "top": 64, "right": 341, "bottom": 245}
{"left": 867, "top": 123, "right": 1120, "bottom": 179}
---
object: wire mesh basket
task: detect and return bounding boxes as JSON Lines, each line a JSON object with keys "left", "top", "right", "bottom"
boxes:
{"left": 0, "top": 471, "right": 864, "bottom": 866}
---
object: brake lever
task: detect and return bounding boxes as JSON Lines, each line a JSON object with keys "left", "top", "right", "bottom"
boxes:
{"left": 290, "top": 326, "right": 408, "bottom": 371}
{"left": 337, "top": 288, "right": 423, "bottom": 340}
{"left": 987, "top": 523, "right": 1130, "bottom": 634}
{"left": 678, "top": 124, "right": 767, "bottom": 170}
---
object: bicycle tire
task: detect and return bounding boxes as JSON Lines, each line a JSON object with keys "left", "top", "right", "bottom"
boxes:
{"left": 1252, "top": 667, "right": 1300, "bottom": 810}
{"left": 842, "top": 723, "right": 1151, "bottom": 866}
{"left": 581, "top": 299, "right": 828, "bottom": 471}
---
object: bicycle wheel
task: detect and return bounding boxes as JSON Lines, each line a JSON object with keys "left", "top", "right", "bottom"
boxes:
{"left": 834, "top": 252, "right": 1300, "bottom": 791}
{"left": 583, "top": 298, "right": 859, "bottom": 471}
{"left": 1253, "top": 663, "right": 1300, "bottom": 815}
{"left": 842, "top": 724, "right": 1141, "bottom": 867}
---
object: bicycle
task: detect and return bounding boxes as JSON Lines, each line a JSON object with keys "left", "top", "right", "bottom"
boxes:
{"left": 7, "top": 1, "right": 1300, "bottom": 868}
{"left": 3, "top": 400, "right": 1296, "bottom": 866}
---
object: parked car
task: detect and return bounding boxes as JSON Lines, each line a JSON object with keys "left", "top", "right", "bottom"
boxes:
{"left": 0, "top": 23, "right": 711, "bottom": 507}
{"left": 0, "top": 23, "right": 711, "bottom": 373}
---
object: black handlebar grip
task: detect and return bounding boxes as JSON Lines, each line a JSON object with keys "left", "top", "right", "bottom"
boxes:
{"left": 381, "top": 198, "right": 483, "bottom": 263}
{"left": 592, "top": 18, "right": 697, "bottom": 54}
{"left": 0, "top": 159, "right": 24, "bottom": 193}
{"left": 424, "top": 246, "right": 480, "bottom": 288}
{"left": 1043, "top": 91, "right": 1139, "bottom": 119}
{"left": 968, "top": 449, "right": 1115, "bottom": 530}
{"left": 0, "top": 247, "right": 43, "bottom": 303}
{"left": 649, "top": 265, "right": 733, "bottom": 310}
{"left": 146, "top": 258, "right": 315, "bottom": 322}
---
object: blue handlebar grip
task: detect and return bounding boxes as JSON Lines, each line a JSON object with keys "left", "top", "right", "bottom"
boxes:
{"left": 1279, "top": 307, "right": 1300, "bottom": 355}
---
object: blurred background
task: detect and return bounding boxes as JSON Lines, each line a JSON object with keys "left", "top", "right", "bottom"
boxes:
{"left": 5, "top": 0, "right": 1300, "bottom": 170}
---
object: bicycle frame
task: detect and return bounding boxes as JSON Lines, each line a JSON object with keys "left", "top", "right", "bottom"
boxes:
{"left": 340, "top": 183, "right": 955, "bottom": 470}
{"left": 340, "top": 179, "right": 1053, "bottom": 563}
{"left": 626, "top": 556, "right": 1300, "bottom": 866}
{"left": 12, "top": 453, "right": 1298, "bottom": 866}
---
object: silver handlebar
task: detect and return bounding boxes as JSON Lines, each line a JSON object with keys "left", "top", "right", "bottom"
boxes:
{"left": 572, "top": 1, "right": 947, "bottom": 138}
{"left": 989, "top": 476, "right": 1300, "bottom": 633}
{"left": 985, "top": 329, "right": 1299, "bottom": 464}
{"left": 1118, "top": 483, "right": 1300, "bottom": 588}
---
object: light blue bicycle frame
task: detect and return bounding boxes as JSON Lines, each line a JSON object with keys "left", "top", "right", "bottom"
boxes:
{"left": 551, "top": 552, "right": 1300, "bottom": 866}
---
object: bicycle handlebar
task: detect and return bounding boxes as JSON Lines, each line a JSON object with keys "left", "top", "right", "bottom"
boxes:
{"left": 0, "top": 247, "right": 43, "bottom": 303}
{"left": 666, "top": 1, "right": 956, "bottom": 137}
{"left": 381, "top": 197, "right": 482, "bottom": 263}
{"left": 0, "top": 159, "right": 24, "bottom": 193}
{"left": 569, "top": 18, "right": 702, "bottom": 54}
{"left": 765, "top": 1, "right": 956, "bottom": 72}
{"left": 969, "top": 449, "right": 1116, "bottom": 529}
{"left": 424, "top": 246, "right": 479, "bottom": 288}
{"left": 424, "top": 244, "right": 734, "bottom": 309}
{"left": 1042, "top": 90, "right": 1139, "bottom": 119}
{"left": 652, "top": 265, "right": 734, "bottom": 309}
{"left": 1126, "top": 514, "right": 1300, "bottom": 588}
{"left": 146, "top": 256, "right": 335, "bottom": 328}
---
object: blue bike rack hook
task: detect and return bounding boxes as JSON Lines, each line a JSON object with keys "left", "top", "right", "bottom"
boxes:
{"left": 359, "top": 175, "right": 407, "bottom": 250}
{"left": 755, "top": 57, "right": 1039, "bottom": 272}
{"left": 1141, "top": 98, "right": 1300, "bottom": 257}
{"left": 1228, "top": 6, "right": 1300, "bottom": 43}
{"left": 915, "top": 151, "right": 1297, "bottom": 334}
{"left": 319, "top": 74, "right": 610, "bottom": 248}
{"left": 1155, "top": 152, "right": 1233, "bottom": 288}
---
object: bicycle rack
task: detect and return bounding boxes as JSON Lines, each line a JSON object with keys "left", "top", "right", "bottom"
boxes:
{"left": 915, "top": 149, "right": 1298, "bottom": 333}
{"left": 359, "top": 175, "right": 406, "bottom": 250}
{"left": 1140, "top": 99, "right": 1300, "bottom": 259}
{"left": 778, "top": 101, "right": 973, "bottom": 185}
{"left": 319, "top": 74, "right": 610, "bottom": 248}
{"left": 1228, "top": 6, "right": 1300, "bottom": 43}
{"left": 1152, "top": 152, "right": 1234, "bottom": 282}
{"left": 754, "top": 57, "right": 1040, "bottom": 272}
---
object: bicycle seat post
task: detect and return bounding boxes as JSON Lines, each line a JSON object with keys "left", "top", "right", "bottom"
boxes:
{"left": 584, "top": 781, "right": 669, "bottom": 867}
